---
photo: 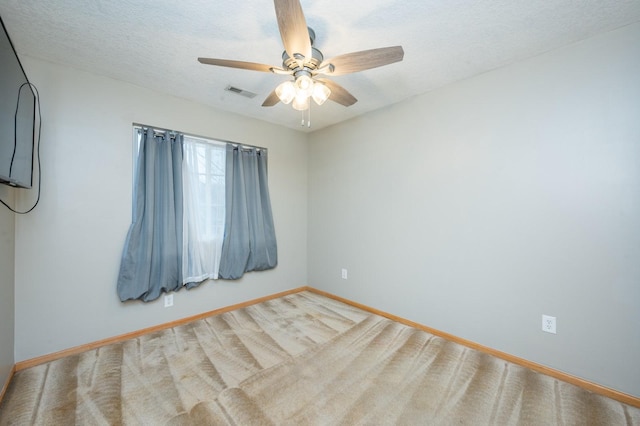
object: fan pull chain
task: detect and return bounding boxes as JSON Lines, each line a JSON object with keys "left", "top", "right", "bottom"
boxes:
{"left": 300, "top": 103, "right": 311, "bottom": 128}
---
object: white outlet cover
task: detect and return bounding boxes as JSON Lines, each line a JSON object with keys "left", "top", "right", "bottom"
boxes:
{"left": 341, "top": 269, "right": 348, "bottom": 279}
{"left": 542, "top": 314, "right": 556, "bottom": 334}
{"left": 164, "top": 294, "right": 174, "bottom": 307}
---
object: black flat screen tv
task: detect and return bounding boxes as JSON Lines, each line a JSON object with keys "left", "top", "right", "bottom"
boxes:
{"left": 0, "top": 14, "right": 35, "bottom": 189}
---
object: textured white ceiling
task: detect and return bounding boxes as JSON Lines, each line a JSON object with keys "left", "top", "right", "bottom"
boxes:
{"left": 1, "top": 0, "right": 640, "bottom": 132}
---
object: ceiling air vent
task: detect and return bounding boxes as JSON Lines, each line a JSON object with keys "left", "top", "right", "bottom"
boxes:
{"left": 225, "top": 85, "right": 257, "bottom": 99}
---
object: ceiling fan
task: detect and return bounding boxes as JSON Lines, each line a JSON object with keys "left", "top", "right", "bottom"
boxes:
{"left": 198, "top": 0, "right": 404, "bottom": 114}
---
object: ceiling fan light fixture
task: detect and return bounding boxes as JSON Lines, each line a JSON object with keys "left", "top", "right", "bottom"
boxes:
{"left": 275, "top": 80, "right": 296, "bottom": 104}
{"left": 312, "top": 82, "right": 331, "bottom": 105}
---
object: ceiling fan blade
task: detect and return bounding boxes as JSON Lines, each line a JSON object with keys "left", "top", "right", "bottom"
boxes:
{"left": 198, "top": 58, "right": 277, "bottom": 73}
{"left": 321, "top": 46, "right": 404, "bottom": 76}
{"left": 273, "top": 0, "right": 312, "bottom": 62}
{"left": 317, "top": 78, "right": 357, "bottom": 107}
{"left": 262, "top": 90, "right": 281, "bottom": 107}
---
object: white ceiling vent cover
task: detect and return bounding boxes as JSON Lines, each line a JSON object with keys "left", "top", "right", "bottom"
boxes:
{"left": 225, "top": 85, "right": 257, "bottom": 99}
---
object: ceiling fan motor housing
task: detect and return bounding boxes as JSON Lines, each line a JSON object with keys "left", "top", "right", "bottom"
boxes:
{"left": 281, "top": 27, "right": 323, "bottom": 71}
{"left": 282, "top": 47, "right": 323, "bottom": 72}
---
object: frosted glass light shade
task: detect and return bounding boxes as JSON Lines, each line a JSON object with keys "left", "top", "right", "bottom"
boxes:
{"left": 295, "top": 75, "right": 314, "bottom": 97}
{"left": 275, "top": 81, "right": 296, "bottom": 104}
{"left": 292, "top": 93, "right": 310, "bottom": 111}
{"left": 312, "top": 82, "right": 331, "bottom": 105}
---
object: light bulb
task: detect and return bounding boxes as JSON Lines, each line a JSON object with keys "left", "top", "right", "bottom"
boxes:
{"left": 275, "top": 80, "right": 295, "bottom": 104}
{"left": 292, "top": 93, "right": 310, "bottom": 111}
{"left": 312, "top": 82, "right": 331, "bottom": 105}
{"left": 295, "top": 75, "right": 314, "bottom": 98}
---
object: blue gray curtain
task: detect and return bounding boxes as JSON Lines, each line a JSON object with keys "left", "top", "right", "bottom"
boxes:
{"left": 117, "top": 130, "right": 184, "bottom": 302}
{"left": 219, "top": 144, "right": 277, "bottom": 279}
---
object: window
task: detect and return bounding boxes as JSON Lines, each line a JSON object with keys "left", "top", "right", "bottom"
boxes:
{"left": 132, "top": 128, "right": 226, "bottom": 284}
{"left": 119, "top": 125, "right": 276, "bottom": 302}
{"left": 182, "top": 136, "right": 226, "bottom": 283}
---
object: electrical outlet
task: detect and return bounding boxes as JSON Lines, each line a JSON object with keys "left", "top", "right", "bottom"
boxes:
{"left": 341, "top": 268, "right": 348, "bottom": 280}
{"left": 542, "top": 314, "right": 556, "bottom": 334}
{"left": 164, "top": 294, "right": 174, "bottom": 308}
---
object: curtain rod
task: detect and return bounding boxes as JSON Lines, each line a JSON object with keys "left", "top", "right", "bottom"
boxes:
{"left": 132, "top": 123, "right": 267, "bottom": 151}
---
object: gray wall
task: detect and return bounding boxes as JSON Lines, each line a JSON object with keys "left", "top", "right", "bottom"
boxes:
{"left": 308, "top": 23, "right": 640, "bottom": 397}
{"left": 13, "top": 57, "right": 308, "bottom": 361}
{"left": 0, "top": 186, "right": 15, "bottom": 390}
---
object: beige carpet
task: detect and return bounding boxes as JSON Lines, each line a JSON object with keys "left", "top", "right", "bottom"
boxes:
{"left": 1, "top": 291, "right": 638, "bottom": 425}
